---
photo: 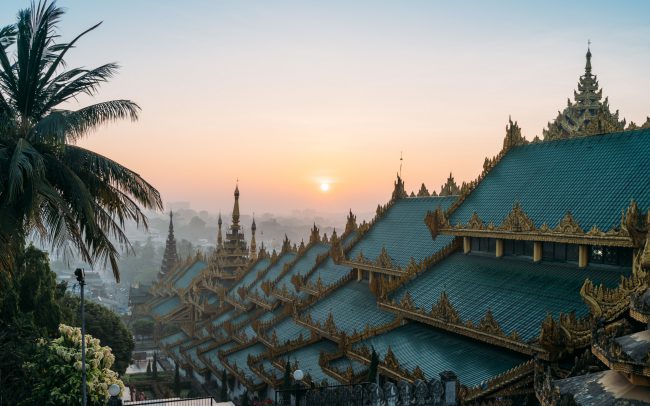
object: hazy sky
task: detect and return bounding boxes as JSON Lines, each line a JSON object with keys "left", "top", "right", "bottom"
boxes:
{"left": 2, "top": 1, "right": 649, "bottom": 219}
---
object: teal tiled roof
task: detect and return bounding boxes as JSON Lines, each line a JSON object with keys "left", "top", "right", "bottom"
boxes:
{"left": 269, "top": 316, "right": 312, "bottom": 344}
{"left": 260, "top": 360, "right": 283, "bottom": 379}
{"left": 174, "top": 260, "right": 208, "bottom": 289}
{"left": 276, "top": 243, "right": 330, "bottom": 295}
{"left": 185, "top": 345, "right": 206, "bottom": 370}
{"left": 160, "top": 331, "right": 187, "bottom": 346}
{"left": 202, "top": 341, "right": 237, "bottom": 368}
{"left": 342, "top": 231, "right": 358, "bottom": 248}
{"left": 348, "top": 197, "right": 457, "bottom": 267}
{"left": 279, "top": 340, "right": 338, "bottom": 384}
{"left": 248, "top": 252, "right": 297, "bottom": 298}
{"left": 329, "top": 356, "right": 366, "bottom": 376}
{"left": 353, "top": 322, "right": 527, "bottom": 387}
{"left": 302, "top": 282, "right": 394, "bottom": 335}
{"left": 391, "top": 253, "right": 627, "bottom": 341}
{"left": 230, "top": 259, "right": 271, "bottom": 294}
{"left": 152, "top": 296, "right": 182, "bottom": 317}
{"left": 306, "top": 257, "right": 350, "bottom": 287}
{"left": 450, "top": 130, "right": 650, "bottom": 231}
{"left": 225, "top": 343, "right": 266, "bottom": 385}
{"left": 211, "top": 309, "right": 236, "bottom": 327}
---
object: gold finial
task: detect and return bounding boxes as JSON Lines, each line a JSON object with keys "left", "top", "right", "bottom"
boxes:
{"left": 399, "top": 151, "right": 403, "bottom": 178}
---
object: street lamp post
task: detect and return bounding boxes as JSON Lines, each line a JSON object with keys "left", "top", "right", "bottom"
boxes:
{"left": 75, "top": 268, "right": 87, "bottom": 406}
{"left": 292, "top": 369, "right": 304, "bottom": 406}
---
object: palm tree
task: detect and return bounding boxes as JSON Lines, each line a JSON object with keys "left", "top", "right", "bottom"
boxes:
{"left": 0, "top": 1, "right": 162, "bottom": 280}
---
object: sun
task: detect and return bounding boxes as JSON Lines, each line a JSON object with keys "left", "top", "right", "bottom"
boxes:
{"left": 320, "top": 182, "right": 330, "bottom": 192}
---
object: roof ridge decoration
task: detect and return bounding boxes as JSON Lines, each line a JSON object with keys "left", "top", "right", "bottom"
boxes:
{"left": 392, "top": 173, "right": 408, "bottom": 201}
{"left": 344, "top": 209, "right": 358, "bottom": 235}
{"left": 379, "top": 288, "right": 552, "bottom": 358}
{"left": 319, "top": 351, "right": 368, "bottom": 385}
{"left": 543, "top": 47, "right": 626, "bottom": 140}
{"left": 379, "top": 239, "right": 461, "bottom": 299}
{"left": 309, "top": 224, "right": 321, "bottom": 244}
{"left": 430, "top": 200, "right": 638, "bottom": 247}
{"left": 350, "top": 343, "right": 430, "bottom": 384}
{"left": 417, "top": 183, "right": 431, "bottom": 197}
{"left": 502, "top": 117, "right": 528, "bottom": 152}
{"left": 439, "top": 173, "right": 460, "bottom": 197}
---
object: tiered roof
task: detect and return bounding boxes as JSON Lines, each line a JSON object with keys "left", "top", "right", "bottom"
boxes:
{"left": 147, "top": 49, "right": 650, "bottom": 403}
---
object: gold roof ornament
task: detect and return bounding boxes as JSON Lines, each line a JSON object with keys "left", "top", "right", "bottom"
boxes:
{"left": 439, "top": 173, "right": 460, "bottom": 196}
{"left": 543, "top": 46, "right": 625, "bottom": 140}
{"left": 417, "top": 183, "right": 430, "bottom": 197}
{"left": 502, "top": 116, "right": 527, "bottom": 152}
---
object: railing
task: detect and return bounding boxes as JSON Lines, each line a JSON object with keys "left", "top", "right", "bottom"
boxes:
{"left": 124, "top": 397, "right": 219, "bottom": 405}
{"left": 275, "top": 383, "right": 371, "bottom": 406}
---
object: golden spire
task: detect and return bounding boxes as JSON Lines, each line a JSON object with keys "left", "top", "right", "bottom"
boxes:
{"left": 232, "top": 182, "right": 240, "bottom": 230}
{"left": 250, "top": 215, "right": 257, "bottom": 261}
{"left": 217, "top": 212, "right": 223, "bottom": 248}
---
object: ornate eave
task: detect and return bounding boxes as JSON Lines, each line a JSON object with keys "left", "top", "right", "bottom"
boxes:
{"left": 218, "top": 340, "right": 267, "bottom": 392}
{"left": 180, "top": 340, "right": 210, "bottom": 374}
{"left": 319, "top": 352, "right": 367, "bottom": 385}
{"left": 248, "top": 353, "right": 283, "bottom": 387}
{"left": 429, "top": 202, "right": 634, "bottom": 247}
{"left": 591, "top": 329, "right": 650, "bottom": 384}
{"left": 377, "top": 295, "right": 549, "bottom": 360}
{"left": 630, "top": 289, "right": 650, "bottom": 324}
{"left": 224, "top": 294, "right": 252, "bottom": 311}
{"left": 347, "top": 345, "right": 425, "bottom": 384}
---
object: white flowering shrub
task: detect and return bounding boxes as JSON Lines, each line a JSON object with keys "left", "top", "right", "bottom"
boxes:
{"left": 23, "top": 324, "right": 125, "bottom": 405}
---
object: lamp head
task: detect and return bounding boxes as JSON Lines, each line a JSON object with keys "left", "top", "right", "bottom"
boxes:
{"left": 293, "top": 369, "right": 304, "bottom": 381}
{"left": 74, "top": 268, "right": 85, "bottom": 283}
{"left": 108, "top": 383, "right": 121, "bottom": 397}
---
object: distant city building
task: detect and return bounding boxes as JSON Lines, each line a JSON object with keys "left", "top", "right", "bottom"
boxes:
{"left": 140, "top": 49, "right": 650, "bottom": 404}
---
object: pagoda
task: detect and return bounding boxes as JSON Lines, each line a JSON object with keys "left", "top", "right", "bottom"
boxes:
{"left": 160, "top": 211, "right": 179, "bottom": 276}
{"left": 209, "top": 184, "right": 250, "bottom": 284}
{"left": 543, "top": 46, "right": 625, "bottom": 139}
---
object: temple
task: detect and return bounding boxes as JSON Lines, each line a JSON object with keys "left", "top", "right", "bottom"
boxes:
{"left": 139, "top": 49, "right": 650, "bottom": 405}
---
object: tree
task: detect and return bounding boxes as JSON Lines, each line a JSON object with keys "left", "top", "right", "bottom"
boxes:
{"left": 0, "top": 1, "right": 162, "bottom": 279}
{"left": 220, "top": 370, "right": 228, "bottom": 401}
{"left": 133, "top": 318, "right": 155, "bottom": 338}
{"left": 146, "top": 360, "right": 151, "bottom": 376}
{"left": 174, "top": 362, "right": 181, "bottom": 396}
{"left": 22, "top": 324, "right": 124, "bottom": 406}
{"left": 0, "top": 246, "right": 63, "bottom": 404}
{"left": 282, "top": 360, "right": 291, "bottom": 405}
{"left": 152, "top": 352, "right": 158, "bottom": 379}
{"left": 59, "top": 294, "right": 134, "bottom": 375}
{"left": 367, "top": 348, "right": 379, "bottom": 384}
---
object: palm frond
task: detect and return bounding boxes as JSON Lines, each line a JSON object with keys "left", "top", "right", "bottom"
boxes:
{"left": 6, "top": 138, "right": 44, "bottom": 201}
{"left": 30, "top": 100, "right": 140, "bottom": 143}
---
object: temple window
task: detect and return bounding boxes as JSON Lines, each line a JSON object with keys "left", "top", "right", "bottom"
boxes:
{"left": 503, "top": 240, "right": 534, "bottom": 257}
{"left": 471, "top": 237, "right": 493, "bottom": 253}
{"left": 589, "top": 246, "right": 632, "bottom": 267}
{"left": 541, "top": 242, "right": 579, "bottom": 262}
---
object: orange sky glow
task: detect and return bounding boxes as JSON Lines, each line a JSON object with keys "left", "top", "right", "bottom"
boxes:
{"left": 3, "top": 1, "right": 648, "bottom": 220}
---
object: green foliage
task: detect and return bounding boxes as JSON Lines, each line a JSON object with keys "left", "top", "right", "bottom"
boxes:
{"left": 241, "top": 391, "right": 250, "bottom": 406}
{"left": 0, "top": 0, "right": 162, "bottom": 280}
{"left": 367, "top": 348, "right": 379, "bottom": 384}
{"left": 146, "top": 360, "right": 151, "bottom": 376}
{"left": 22, "top": 324, "right": 124, "bottom": 406}
{"left": 132, "top": 317, "right": 155, "bottom": 336}
{"left": 59, "top": 294, "right": 134, "bottom": 375}
{"left": 0, "top": 246, "right": 62, "bottom": 404}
